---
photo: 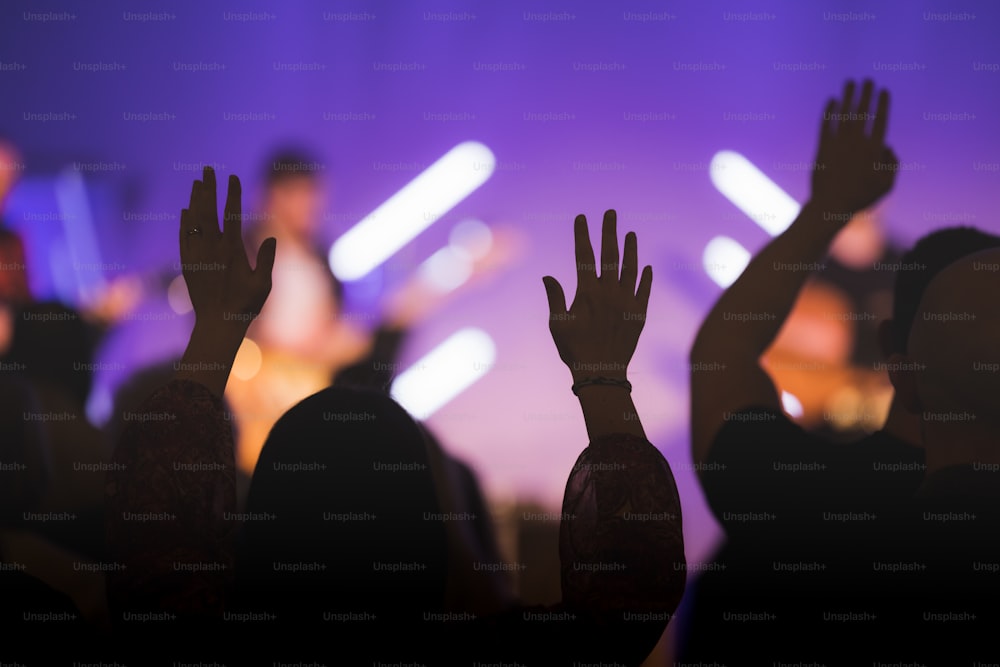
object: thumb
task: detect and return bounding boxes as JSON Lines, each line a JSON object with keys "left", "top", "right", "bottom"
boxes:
{"left": 881, "top": 146, "right": 899, "bottom": 169}
{"left": 542, "top": 276, "right": 567, "bottom": 316}
{"left": 255, "top": 237, "right": 277, "bottom": 285}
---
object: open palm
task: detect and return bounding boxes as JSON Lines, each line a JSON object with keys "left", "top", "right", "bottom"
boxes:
{"left": 543, "top": 210, "right": 652, "bottom": 382}
{"left": 812, "top": 79, "right": 898, "bottom": 220}
{"left": 180, "top": 167, "right": 276, "bottom": 327}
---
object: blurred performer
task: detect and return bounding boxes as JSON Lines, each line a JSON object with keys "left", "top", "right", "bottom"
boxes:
{"left": 762, "top": 205, "right": 903, "bottom": 439}
{"left": 0, "top": 138, "right": 30, "bottom": 355}
{"left": 228, "top": 149, "right": 521, "bottom": 474}
{"left": 246, "top": 151, "right": 370, "bottom": 368}
{"left": 227, "top": 151, "right": 369, "bottom": 472}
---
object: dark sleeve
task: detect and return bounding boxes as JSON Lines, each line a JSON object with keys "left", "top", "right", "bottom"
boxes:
{"left": 560, "top": 434, "right": 685, "bottom": 610}
{"left": 333, "top": 325, "right": 407, "bottom": 391}
{"left": 468, "top": 434, "right": 686, "bottom": 666}
{"left": 558, "top": 433, "right": 686, "bottom": 663}
{"left": 0, "top": 572, "right": 92, "bottom": 654}
{"left": 105, "top": 379, "right": 236, "bottom": 624}
{"left": 0, "top": 377, "right": 48, "bottom": 525}
{"left": 700, "top": 407, "right": 849, "bottom": 532}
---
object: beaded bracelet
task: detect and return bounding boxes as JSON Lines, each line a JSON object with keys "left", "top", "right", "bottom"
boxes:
{"left": 571, "top": 376, "right": 633, "bottom": 396}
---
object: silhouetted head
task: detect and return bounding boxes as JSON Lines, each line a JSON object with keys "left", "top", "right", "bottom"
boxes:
{"left": 262, "top": 148, "right": 325, "bottom": 240}
{"left": 879, "top": 227, "right": 1000, "bottom": 357}
{"left": 892, "top": 247, "right": 1000, "bottom": 426}
{"left": 238, "top": 387, "right": 447, "bottom": 621}
{"left": 2, "top": 301, "right": 95, "bottom": 406}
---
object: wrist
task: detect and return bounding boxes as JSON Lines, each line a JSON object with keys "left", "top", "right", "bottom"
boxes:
{"left": 187, "top": 319, "right": 248, "bottom": 369}
{"left": 573, "top": 383, "right": 632, "bottom": 397}
{"left": 568, "top": 363, "right": 629, "bottom": 385}
{"left": 192, "top": 313, "right": 251, "bottom": 344}
{"left": 571, "top": 376, "right": 632, "bottom": 397}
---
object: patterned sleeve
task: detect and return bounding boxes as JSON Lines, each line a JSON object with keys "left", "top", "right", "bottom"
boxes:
{"left": 465, "top": 434, "right": 686, "bottom": 666}
{"left": 558, "top": 433, "right": 687, "bottom": 662}
{"left": 105, "top": 379, "right": 236, "bottom": 623}
{"left": 561, "top": 433, "right": 686, "bottom": 610}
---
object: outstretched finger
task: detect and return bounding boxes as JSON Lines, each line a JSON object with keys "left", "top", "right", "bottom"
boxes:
{"left": 190, "top": 180, "right": 207, "bottom": 233}
{"left": 621, "top": 231, "right": 638, "bottom": 293}
{"left": 179, "top": 207, "right": 207, "bottom": 266}
{"left": 820, "top": 98, "right": 838, "bottom": 145}
{"left": 254, "top": 237, "right": 277, "bottom": 295}
{"left": 180, "top": 208, "right": 194, "bottom": 255}
{"left": 852, "top": 79, "right": 874, "bottom": 136}
{"left": 600, "top": 209, "right": 619, "bottom": 281}
{"left": 574, "top": 215, "right": 597, "bottom": 284}
{"left": 224, "top": 174, "right": 243, "bottom": 244}
{"left": 872, "top": 89, "right": 890, "bottom": 145}
{"left": 837, "top": 80, "right": 856, "bottom": 132}
{"left": 188, "top": 178, "right": 199, "bottom": 212}
{"left": 200, "top": 166, "right": 220, "bottom": 234}
{"left": 542, "top": 276, "right": 568, "bottom": 318}
{"left": 636, "top": 265, "right": 653, "bottom": 313}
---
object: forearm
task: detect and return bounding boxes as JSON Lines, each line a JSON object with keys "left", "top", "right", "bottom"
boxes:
{"left": 174, "top": 318, "right": 248, "bottom": 398}
{"left": 691, "top": 201, "right": 840, "bottom": 363}
{"left": 575, "top": 384, "right": 646, "bottom": 441}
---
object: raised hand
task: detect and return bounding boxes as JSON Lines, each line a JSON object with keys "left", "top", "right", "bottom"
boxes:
{"left": 181, "top": 166, "right": 276, "bottom": 329}
{"left": 175, "top": 167, "right": 276, "bottom": 397}
{"left": 811, "top": 79, "right": 898, "bottom": 220}
{"left": 543, "top": 210, "right": 652, "bottom": 384}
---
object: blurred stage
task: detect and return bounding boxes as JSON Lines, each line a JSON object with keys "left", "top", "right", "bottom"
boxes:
{"left": 2, "top": 0, "right": 999, "bottom": 575}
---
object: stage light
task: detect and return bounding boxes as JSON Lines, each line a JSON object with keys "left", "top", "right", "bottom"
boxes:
{"left": 449, "top": 218, "right": 493, "bottom": 261}
{"left": 55, "top": 167, "right": 106, "bottom": 303}
{"left": 390, "top": 328, "right": 495, "bottom": 420}
{"left": 231, "top": 337, "right": 263, "bottom": 381}
{"left": 703, "top": 235, "right": 751, "bottom": 288}
{"left": 709, "top": 150, "right": 801, "bottom": 236}
{"left": 167, "top": 274, "right": 193, "bottom": 314}
{"left": 329, "top": 142, "right": 496, "bottom": 281}
{"left": 781, "top": 391, "right": 804, "bottom": 419}
{"left": 419, "top": 246, "right": 473, "bottom": 292}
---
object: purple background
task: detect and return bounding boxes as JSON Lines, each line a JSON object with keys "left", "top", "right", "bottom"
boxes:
{"left": 3, "top": 0, "right": 999, "bottom": 563}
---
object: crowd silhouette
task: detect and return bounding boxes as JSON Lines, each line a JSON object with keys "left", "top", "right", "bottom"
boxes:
{"left": 2, "top": 79, "right": 999, "bottom": 665}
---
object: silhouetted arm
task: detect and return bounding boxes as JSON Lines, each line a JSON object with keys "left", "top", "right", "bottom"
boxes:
{"left": 690, "top": 80, "right": 898, "bottom": 470}
{"left": 173, "top": 167, "right": 275, "bottom": 398}
{"left": 558, "top": 431, "right": 685, "bottom": 664}
{"left": 542, "top": 210, "right": 652, "bottom": 441}
{"left": 467, "top": 432, "right": 684, "bottom": 666}
{"left": 475, "top": 209, "right": 682, "bottom": 665}
{"left": 106, "top": 167, "right": 275, "bottom": 623}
